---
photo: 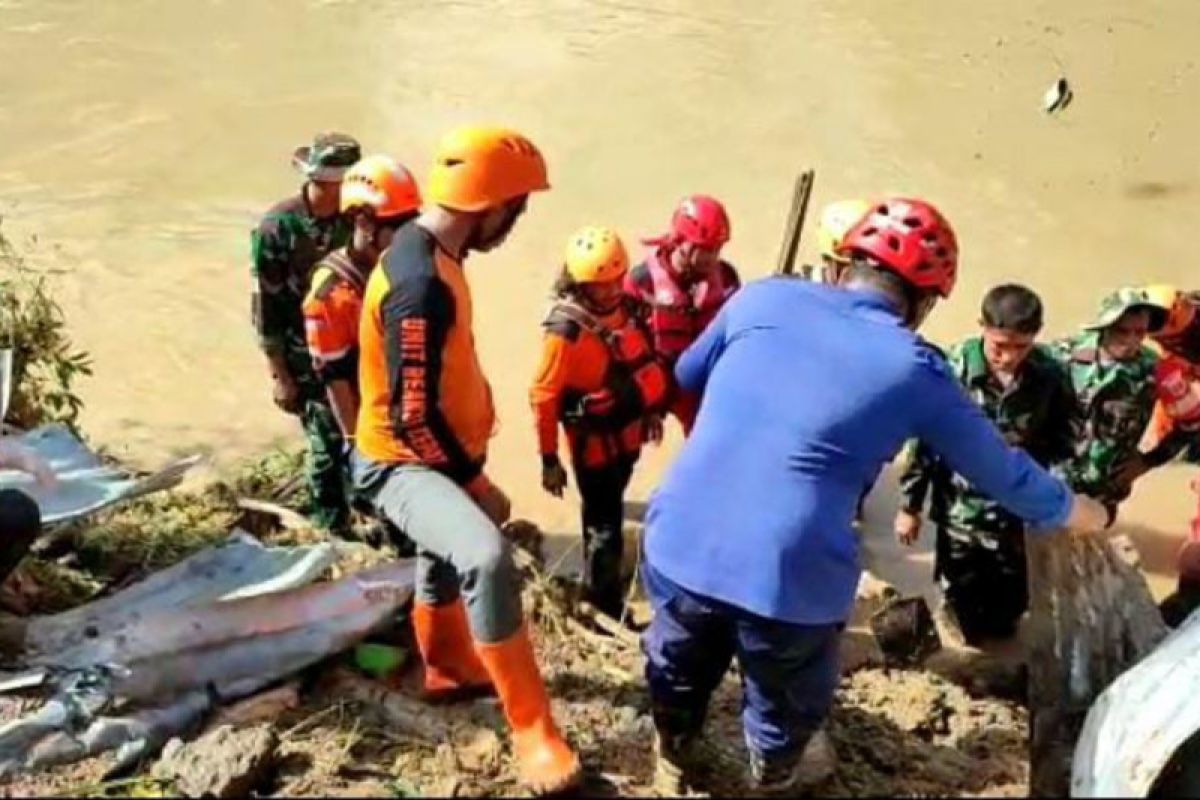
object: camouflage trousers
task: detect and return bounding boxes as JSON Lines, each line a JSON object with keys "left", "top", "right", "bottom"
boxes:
{"left": 935, "top": 523, "right": 1028, "bottom": 644}
{"left": 300, "top": 398, "right": 351, "bottom": 533}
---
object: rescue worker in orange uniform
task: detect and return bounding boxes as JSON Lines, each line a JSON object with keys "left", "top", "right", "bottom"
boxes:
{"left": 351, "top": 126, "right": 580, "bottom": 794}
{"left": 530, "top": 226, "right": 670, "bottom": 618}
{"left": 1142, "top": 286, "right": 1200, "bottom": 624}
{"left": 303, "top": 155, "right": 422, "bottom": 442}
{"left": 1144, "top": 285, "right": 1200, "bottom": 452}
{"left": 624, "top": 195, "right": 741, "bottom": 435}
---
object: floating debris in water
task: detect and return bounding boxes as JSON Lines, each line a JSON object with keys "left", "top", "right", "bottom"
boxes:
{"left": 1044, "top": 77, "right": 1074, "bottom": 114}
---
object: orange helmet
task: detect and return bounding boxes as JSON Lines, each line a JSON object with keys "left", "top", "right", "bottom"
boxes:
{"left": 427, "top": 125, "right": 549, "bottom": 212}
{"left": 339, "top": 155, "right": 422, "bottom": 220}
{"left": 565, "top": 226, "right": 628, "bottom": 284}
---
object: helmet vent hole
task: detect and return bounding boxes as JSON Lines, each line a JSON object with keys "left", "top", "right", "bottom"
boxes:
{"left": 904, "top": 216, "right": 922, "bottom": 228}
{"left": 886, "top": 235, "right": 902, "bottom": 251}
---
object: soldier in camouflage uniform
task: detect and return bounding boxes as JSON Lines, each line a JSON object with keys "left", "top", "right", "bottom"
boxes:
{"left": 896, "top": 285, "right": 1077, "bottom": 642}
{"left": 1049, "top": 287, "right": 1190, "bottom": 513}
{"left": 251, "top": 132, "right": 361, "bottom": 533}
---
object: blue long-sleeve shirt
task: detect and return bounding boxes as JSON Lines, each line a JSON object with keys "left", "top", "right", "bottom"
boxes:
{"left": 644, "top": 278, "right": 1073, "bottom": 624}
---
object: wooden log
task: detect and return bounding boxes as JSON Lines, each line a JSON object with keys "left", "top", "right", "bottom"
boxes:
{"left": 318, "top": 667, "right": 453, "bottom": 742}
{"left": 236, "top": 498, "right": 310, "bottom": 531}
{"left": 774, "top": 170, "right": 816, "bottom": 276}
{"left": 1026, "top": 530, "right": 1168, "bottom": 796}
{"left": 208, "top": 682, "right": 301, "bottom": 729}
{"left": 576, "top": 601, "right": 641, "bottom": 650}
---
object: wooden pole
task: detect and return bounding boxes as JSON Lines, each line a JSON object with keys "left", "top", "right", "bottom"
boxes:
{"left": 775, "top": 169, "right": 815, "bottom": 276}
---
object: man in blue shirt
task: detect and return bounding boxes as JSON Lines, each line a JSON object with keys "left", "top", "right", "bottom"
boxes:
{"left": 642, "top": 198, "right": 1110, "bottom": 794}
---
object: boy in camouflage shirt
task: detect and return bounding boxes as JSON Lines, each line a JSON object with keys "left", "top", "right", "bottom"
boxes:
{"left": 896, "top": 286, "right": 1077, "bottom": 642}
{"left": 250, "top": 132, "right": 360, "bottom": 533}
{"left": 1050, "top": 287, "right": 1191, "bottom": 512}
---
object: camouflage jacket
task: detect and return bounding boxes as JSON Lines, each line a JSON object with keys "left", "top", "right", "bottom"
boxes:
{"left": 899, "top": 337, "right": 1077, "bottom": 533}
{"left": 250, "top": 192, "right": 351, "bottom": 388}
{"left": 1047, "top": 330, "right": 1159, "bottom": 503}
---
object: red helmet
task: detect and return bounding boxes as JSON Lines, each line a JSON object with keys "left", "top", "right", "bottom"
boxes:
{"left": 668, "top": 195, "right": 731, "bottom": 249}
{"left": 837, "top": 198, "right": 958, "bottom": 297}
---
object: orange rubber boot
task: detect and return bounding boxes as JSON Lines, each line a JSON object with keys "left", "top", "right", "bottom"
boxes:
{"left": 476, "top": 625, "right": 582, "bottom": 794}
{"left": 411, "top": 600, "right": 493, "bottom": 701}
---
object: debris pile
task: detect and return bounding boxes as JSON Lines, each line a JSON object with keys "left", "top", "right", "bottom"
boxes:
{"left": 0, "top": 453, "right": 1034, "bottom": 798}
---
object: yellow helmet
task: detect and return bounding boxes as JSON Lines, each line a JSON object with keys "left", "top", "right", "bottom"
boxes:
{"left": 1145, "top": 283, "right": 1181, "bottom": 311}
{"left": 817, "top": 199, "right": 871, "bottom": 261}
{"left": 426, "top": 125, "right": 549, "bottom": 212}
{"left": 564, "top": 226, "right": 628, "bottom": 284}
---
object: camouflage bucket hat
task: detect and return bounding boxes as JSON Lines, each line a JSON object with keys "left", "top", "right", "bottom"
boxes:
{"left": 292, "top": 132, "right": 362, "bottom": 181}
{"left": 1084, "top": 287, "right": 1170, "bottom": 332}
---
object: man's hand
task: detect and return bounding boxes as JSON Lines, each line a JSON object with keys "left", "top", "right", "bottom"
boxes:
{"left": 1065, "top": 494, "right": 1112, "bottom": 535}
{"left": 894, "top": 510, "right": 923, "bottom": 547}
{"left": 1113, "top": 453, "right": 1151, "bottom": 492}
{"left": 467, "top": 474, "right": 512, "bottom": 527}
{"left": 541, "top": 456, "right": 568, "bottom": 498}
{"left": 272, "top": 372, "right": 302, "bottom": 415}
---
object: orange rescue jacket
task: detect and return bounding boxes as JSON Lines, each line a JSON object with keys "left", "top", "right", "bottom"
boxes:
{"left": 303, "top": 248, "right": 368, "bottom": 386}
{"left": 530, "top": 298, "right": 669, "bottom": 469}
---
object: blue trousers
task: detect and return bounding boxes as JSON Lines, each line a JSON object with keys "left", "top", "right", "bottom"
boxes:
{"left": 642, "top": 561, "right": 842, "bottom": 759}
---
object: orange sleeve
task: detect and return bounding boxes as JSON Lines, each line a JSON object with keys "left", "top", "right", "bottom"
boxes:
{"left": 529, "top": 333, "right": 573, "bottom": 456}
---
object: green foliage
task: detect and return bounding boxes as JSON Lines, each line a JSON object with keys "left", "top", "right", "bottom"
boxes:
{"left": 0, "top": 222, "right": 92, "bottom": 431}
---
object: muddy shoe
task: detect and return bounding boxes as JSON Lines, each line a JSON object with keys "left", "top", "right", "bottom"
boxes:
{"left": 748, "top": 729, "right": 837, "bottom": 795}
{"left": 869, "top": 594, "right": 941, "bottom": 666}
{"left": 796, "top": 729, "right": 836, "bottom": 786}
{"left": 653, "top": 729, "right": 698, "bottom": 796}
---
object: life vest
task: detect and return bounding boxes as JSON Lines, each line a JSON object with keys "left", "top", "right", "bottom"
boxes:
{"left": 546, "top": 300, "right": 666, "bottom": 424}
{"left": 1157, "top": 356, "right": 1200, "bottom": 429}
{"left": 543, "top": 299, "right": 668, "bottom": 467}
{"left": 304, "top": 248, "right": 372, "bottom": 386}
{"left": 644, "top": 249, "right": 735, "bottom": 361}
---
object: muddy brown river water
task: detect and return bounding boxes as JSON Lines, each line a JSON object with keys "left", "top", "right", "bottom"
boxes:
{"left": 2, "top": 0, "right": 1198, "bottom": 594}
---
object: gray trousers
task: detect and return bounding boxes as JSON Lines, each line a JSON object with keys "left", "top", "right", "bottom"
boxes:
{"left": 352, "top": 455, "right": 523, "bottom": 643}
